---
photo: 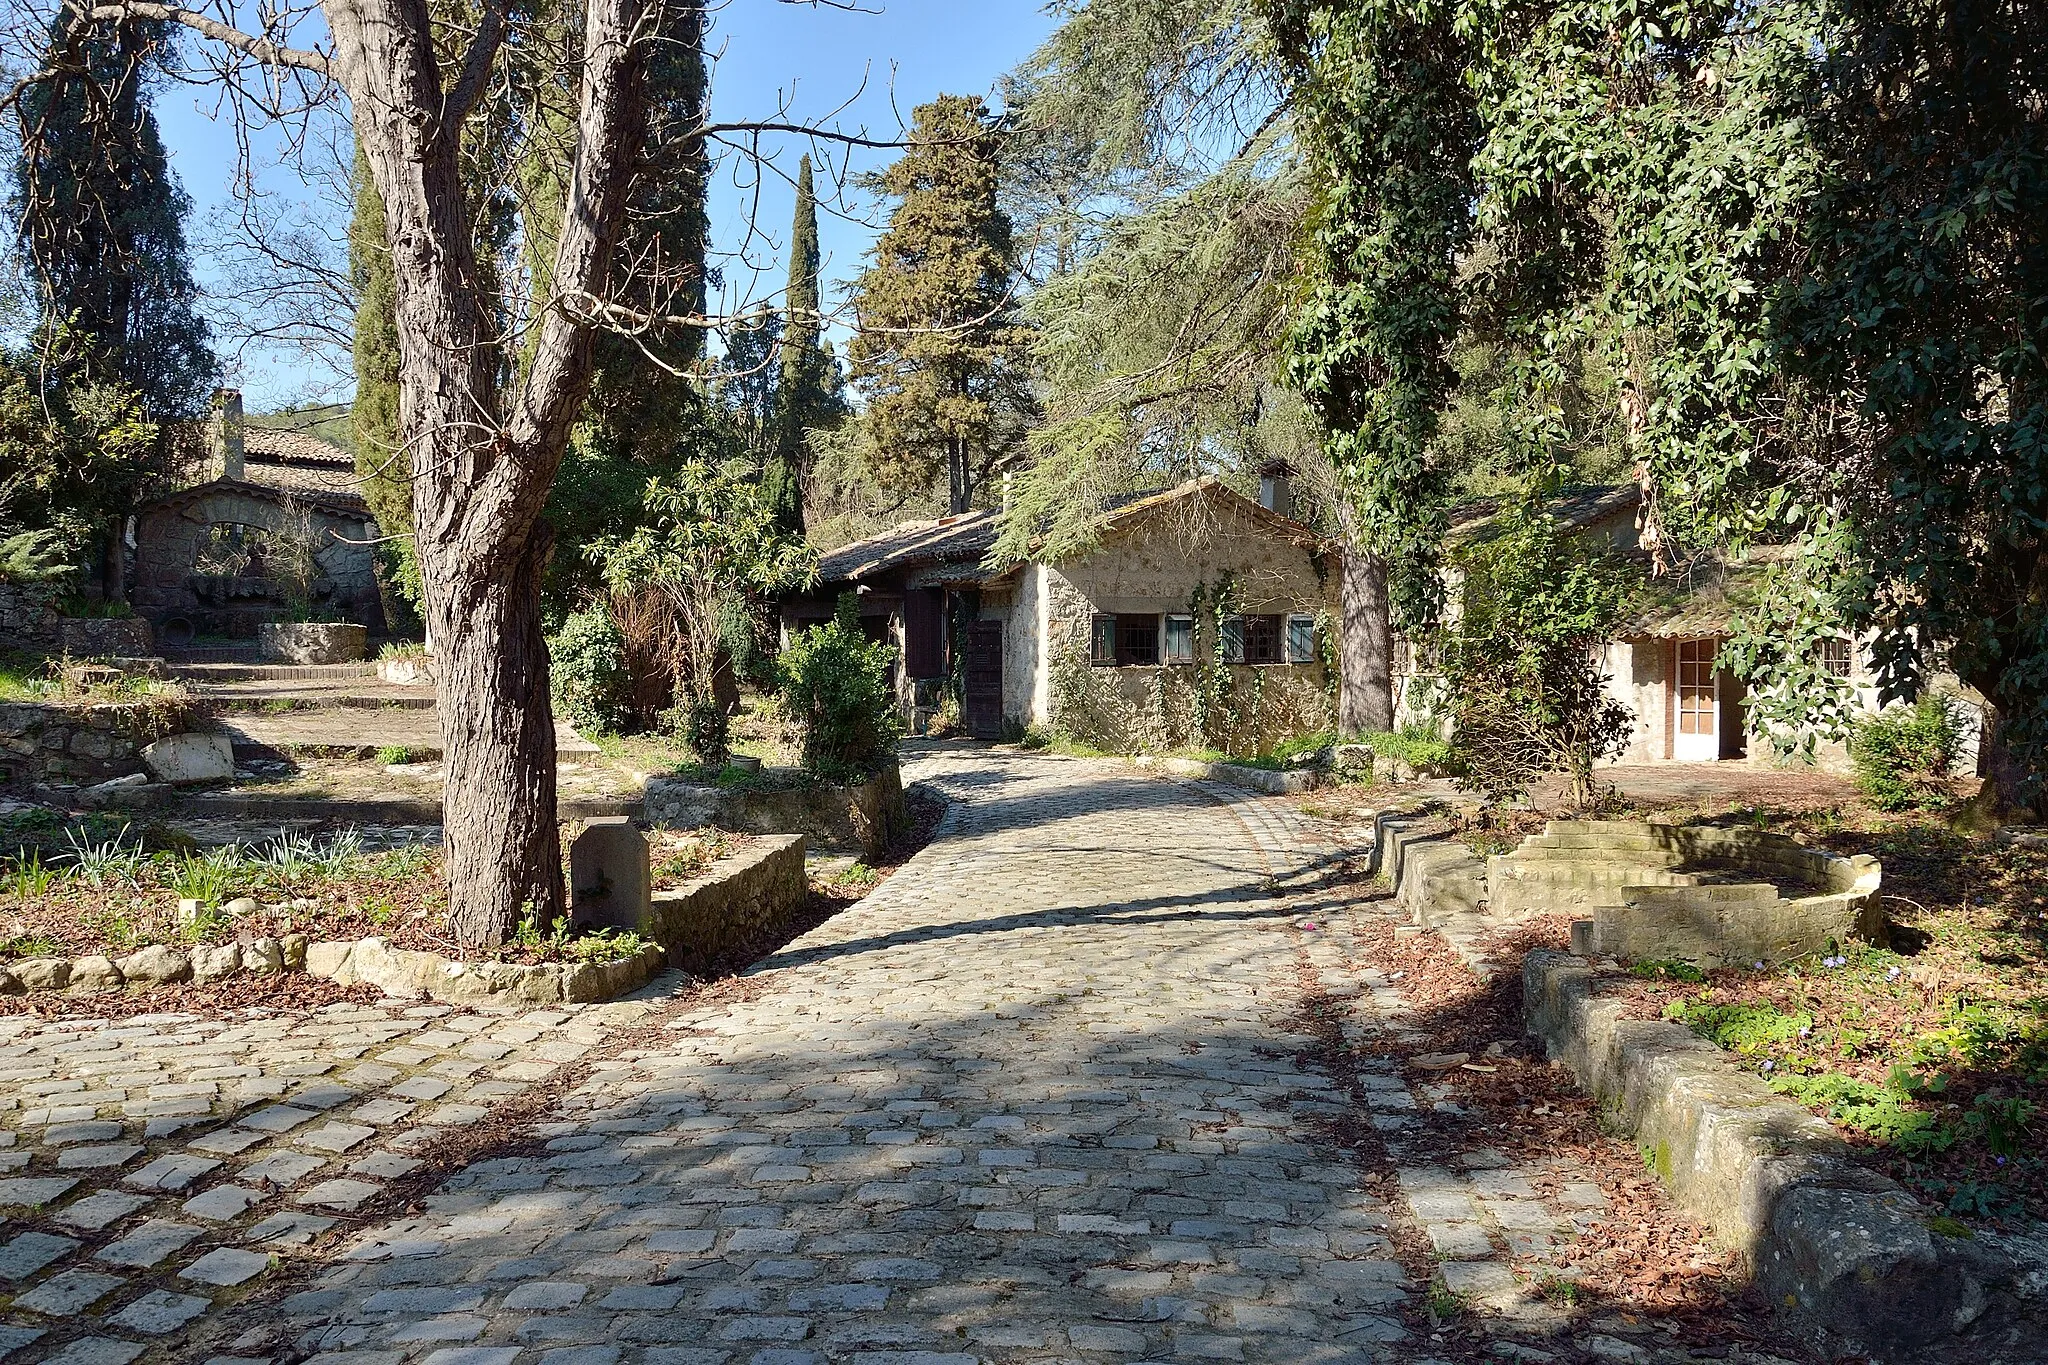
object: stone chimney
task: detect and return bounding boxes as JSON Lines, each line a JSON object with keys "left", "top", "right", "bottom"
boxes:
{"left": 210, "top": 387, "right": 245, "bottom": 482}
{"left": 1257, "top": 459, "right": 1294, "bottom": 520}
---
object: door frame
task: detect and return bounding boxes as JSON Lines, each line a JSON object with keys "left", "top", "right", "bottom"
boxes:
{"left": 1672, "top": 636, "right": 1721, "bottom": 762}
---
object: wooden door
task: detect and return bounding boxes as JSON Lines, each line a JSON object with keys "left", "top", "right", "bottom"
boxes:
{"left": 963, "top": 621, "right": 1004, "bottom": 739}
{"left": 1674, "top": 637, "right": 1720, "bottom": 762}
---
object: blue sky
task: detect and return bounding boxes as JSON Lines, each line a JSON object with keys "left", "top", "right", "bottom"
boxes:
{"left": 153, "top": 0, "right": 1060, "bottom": 411}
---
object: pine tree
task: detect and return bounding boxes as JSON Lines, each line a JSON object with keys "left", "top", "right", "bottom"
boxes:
{"left": 849, "top": 95, "right": 1032, "bottom": 515}
{"left": 348, "top": 144, "right": 418, "bottom": 622}
{"left": 763, "top": 155, "right": 839, "bottom": 534}
{"left": 14, "top": 14, "right": 214, "bottom": 418}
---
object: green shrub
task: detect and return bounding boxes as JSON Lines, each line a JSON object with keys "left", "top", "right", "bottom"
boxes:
{"left": 548, "top": 605, "right": 633, "bottom": 734}
{"left": 1849, "top": 695, "right": 1964, "bottom": 810}
{"left": 682, "top": 698, "right": 730, "bottom": 767}
{"left": 778, "top": 597, "right": 899, "bottom": 781}
{"left": 1361, "top": 723, "right": 1454, "bottom": 777}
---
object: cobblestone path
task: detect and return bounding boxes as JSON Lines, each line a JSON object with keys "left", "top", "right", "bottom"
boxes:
{"left": 3, "top": 751, "right": 1734, "bottom": 1365}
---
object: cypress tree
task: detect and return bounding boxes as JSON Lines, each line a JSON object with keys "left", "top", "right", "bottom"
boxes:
{"left": 849, "top": 95, "right": 1032, "bottom": 514}
{"left": 348, "top": 143, "right": 418, "bottom": 620}
{"left": 763, "top": 155, "right": 827, "bottom": 534}
{"left": 14, "top": 14, "right": 214, "bottom": 418}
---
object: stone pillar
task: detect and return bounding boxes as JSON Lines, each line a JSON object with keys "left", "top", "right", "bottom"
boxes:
{"left": 568, "top": 817, "right": 652, "bottom": 934}
{"left": 210, "top": 388, "right": 245, "bottom": 482}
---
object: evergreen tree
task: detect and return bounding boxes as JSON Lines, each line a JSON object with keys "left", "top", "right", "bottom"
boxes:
{"left": 348, "top": 144, "right": 419, "bottom": 623}
{"left": 764, "top": 155, "right": 841, "bottom": 534}
{"left": 849, "top": 95, "right": 1033, "bottom": 515}
{"left": 14, "top": 14, "right": 214, "bottom": 418}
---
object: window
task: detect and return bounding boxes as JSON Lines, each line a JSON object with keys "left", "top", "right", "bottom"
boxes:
{"left": 1164, "top": 615, "right": 1195, "bottom": 665}
{"left": 1243, "top": 614, "right": 1283, "bottom": 665}
{"left": 1818, "top": 637, "right": 1853, "bottom": 679}
{"left": 1090, "top": 615, "right": 1117, "bottom": 666}
{"left": 1286, "top": 614, "right": 1317, "bottom": 664}
{"left": 1220, "top": 615, "right": 1245, "bottom": 663}
{"left": 1115, "top": 614, "right": 1160, "bottom": 667}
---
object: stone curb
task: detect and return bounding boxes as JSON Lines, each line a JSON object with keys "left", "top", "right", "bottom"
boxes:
{"left": 1140, "top": 755, "right": 1321, "bottom": 795}
{"left": 1523, "top": 949, "right": 2046, "bottom": 1357}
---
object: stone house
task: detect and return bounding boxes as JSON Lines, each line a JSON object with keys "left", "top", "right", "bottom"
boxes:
{"left": 1401, "top": 484, "right": 1981, "bottom": 771}
{"left": 127, "top": 391, "right": 385, "bottom": 643}
{"left": 778, "top": 477, "right": 1340, "bottom": 744}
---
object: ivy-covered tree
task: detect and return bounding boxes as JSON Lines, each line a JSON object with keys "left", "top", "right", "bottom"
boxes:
{"left": 1265, "top": 0, "right": 1479, "bottom": 733}
{"left": 848, "top": 95, "right": 1033, "bottom": 514}
{"left": 1776, "top": 0, "right": 2048, "bottom": 814}
{"left": 14, "top": 13, "right": 214, "bottom": 419}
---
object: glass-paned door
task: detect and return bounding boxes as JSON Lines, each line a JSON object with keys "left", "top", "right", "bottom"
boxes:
{"left": 1674, "top": 638, "right": 1720, "bottom": 762}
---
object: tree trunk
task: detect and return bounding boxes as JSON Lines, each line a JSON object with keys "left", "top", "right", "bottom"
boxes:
{"left": 1338, "top": 545, "right": 1395, "bottom": 736}
{"left": 948, "top": 435, "right": 970, "bottom": 514}
{"left": 1975, "top": 699, "right": 2047, "bottom": 821}
{"left": 432, "top": 532, "right": 564, "bottom": 943}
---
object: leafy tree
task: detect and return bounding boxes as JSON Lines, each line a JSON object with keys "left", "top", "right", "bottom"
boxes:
{"left": 591, "top": 460, "right": 814, "bottom": 723}
{"left": 848, "top": 95, "right": 1034, "bottom": 514}
{"left": 0, "top": 351, "right": 154, "bottom": 569}
{"left": 763, "top": 155, "right": 844, "bottom": 534}
{"left": 1439, "top": 508, "right": 1638, "bottom": 805}
{"left": 1265, "top": 0, "right": 1480, "bottom": 732}
{"left": 14, "top": 14, "right": 213, "bottom": 418}
{"left": 1775, "top": 0, "right": 2048, "bottom": 814}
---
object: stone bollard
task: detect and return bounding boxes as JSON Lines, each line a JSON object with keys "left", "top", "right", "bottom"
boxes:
{"left": 569, "top": 816, "right": 652, "bottom": 935}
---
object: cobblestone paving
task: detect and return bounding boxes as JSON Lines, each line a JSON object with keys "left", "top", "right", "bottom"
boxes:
{"left": 3, "top": 750, "right": 1746, "bottom": 1365}
{"left": 0, "top": 993, "right": 658, "bottom": 1364}
{"left": 211, "top": 750, "right": 1738, "bottom": 1365}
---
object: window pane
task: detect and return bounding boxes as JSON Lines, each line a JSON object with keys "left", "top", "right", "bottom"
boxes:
{"left": 1221, "top": 615, "right": 1245, "bottom": 664}
{"left": 1090, "top": 615, "right": 1116, "bottom": 666}
{"left": 1164, "top": 616, "right": 1194, "bottom": 664}
{"left": 1286, "top": 614, "right": 1316, "bottom": 664}
{"left": 1244, "top": 614, "right": 1282, "bottom": 664}
{"left": 1116, "top": 614, "right": 1159, "bottom": 667}
{"left": 1818, "top": 638, "right": 1852, "bottom": 678}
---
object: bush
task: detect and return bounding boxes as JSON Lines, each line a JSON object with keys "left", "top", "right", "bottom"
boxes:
{"left": 778, "top": 597, "right": 898, "bottom": 781}
{"left": 1361, "top": 723, "right": 1454, "bottom": 776}
{"left": 682, "top": 698, "right": 730, "bottom": 767}
{"left": 1850, "top": 695, "right": 1964, "bottom": 810}
{"left": 548, "top": 605, "right": 633, "bottom": 734}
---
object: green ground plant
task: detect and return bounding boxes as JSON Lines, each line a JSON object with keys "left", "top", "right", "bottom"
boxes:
{"left": 1850, "top": 696, "right": 1965, "bottom": 811}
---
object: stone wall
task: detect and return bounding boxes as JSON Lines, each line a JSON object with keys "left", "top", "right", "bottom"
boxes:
{"left": 132, "top": 484, "right": 383, "bottom": 636}
{"left": 0, "top": 699, "right": 195, "bottom": 789}
{"left": 1525, "top": 950, "right": 2046, "bottom": 1357}
{"left": 645, "top": 763, "right": 906, "bottom": 859}
{"left": 647, "top": 834, "right": 809, "bottom": 975}
{"left": 0, "top": 583, "right": 61, "bottom": 645}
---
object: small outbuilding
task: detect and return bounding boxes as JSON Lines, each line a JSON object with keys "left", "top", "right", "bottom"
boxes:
{"left": 127, "top": 391, "right": 384, "bottom": 643}
{"left": 778, "top": 477, "right": 1341, "bottom": 743}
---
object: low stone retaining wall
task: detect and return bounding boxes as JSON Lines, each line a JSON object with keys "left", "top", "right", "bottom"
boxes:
{"left": 647, "top": 834, "right": 808, "bottom": 975}
{"left": 307, "top": 937, "right": 665, "bottom": 1007}
{"left": 647, "top": 763, "right": 904, "bottom": 859}
{"left": 0, "top": 582, "right": 60, "bottom": 644}
{"left": 1144, "top": 755, "right": 1321, "bottom": 795}
{"left": 60, "top": 616, "right": 154, "bottom": 659}
{"left": 0, "top": 929, "right": 667, "bottom": 1008}
{"left": 1524, "top": 950, "right": 2046, "bottom": 1357}
{"left": 0, "top": 698, "right": 197, "bottom": 789}
{"left": 1499, "top": 820, "right": 1883, "bottom": 967}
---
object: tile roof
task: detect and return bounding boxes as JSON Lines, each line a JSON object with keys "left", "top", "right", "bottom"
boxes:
{"left": 809, "top": 479, "right": 1322, "bottom": 587}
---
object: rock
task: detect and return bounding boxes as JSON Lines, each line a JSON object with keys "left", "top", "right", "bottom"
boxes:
{"left": 222, "top": 896, "right": 260, "bottom": 916}
{"left": 69, "top": 955, "right": 123, "bottom": 992}
{"left": 0, "top": 967, "right": 21, "bottom": 996}
{"left": 304, "top": 941, "right": 354, "bottom": 980}
{"left": 257, "top": 622, "right": 368, "bottom": 665}
{"left": 240, "top": 938, "right": 284, "bottom": 974}
{"left": 189, "top": 943, "right": 241, "bottom": 982}
{"left": 568, "top": 816, "right": 651, "bottom": 934}
{"left": 13, "top": 957, "right": 69, "bottom": 991}
{"left": 280, "top": 934, "right": 309, "bottom": 970}
{"left": 141, "top": 732, "right": 236, "bottom": 785}
{"left": 1412, "top": 1052, "right": 1471, "bottom": 1071}
{"left": 116, "top": 944, "right": 192, "bottom": 985}
{"left": 176, "top": 899, "right": 203, "bottom": 928}
{"left": 1333, "top": 743, "right": 1374, "bottom": 773}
